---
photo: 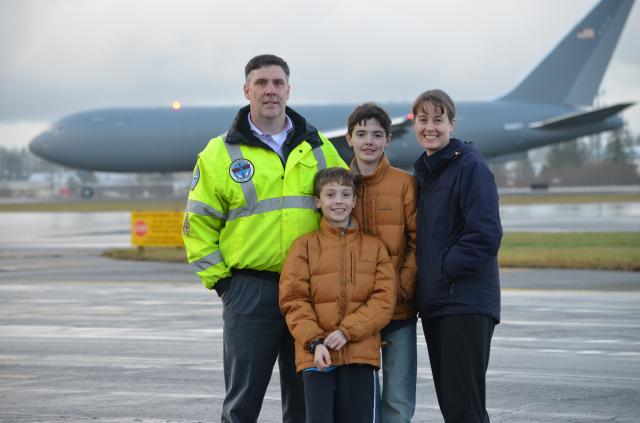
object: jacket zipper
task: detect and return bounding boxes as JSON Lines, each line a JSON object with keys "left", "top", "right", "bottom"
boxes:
{"left": 339, "top": 227, "right": 347, "bottom": 364}
{"left": 360, "top": 182, "right": 368, "bottom": 234}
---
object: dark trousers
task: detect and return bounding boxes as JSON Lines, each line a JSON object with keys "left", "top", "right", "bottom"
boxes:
{"left": 221, "top": 271, "right": 305, "bottom": 423}
{"left": 303, "top": 365, "right": 377, "bottom": 423}
{"left": 422, "top": 314, "right": 495, "bottom": 423}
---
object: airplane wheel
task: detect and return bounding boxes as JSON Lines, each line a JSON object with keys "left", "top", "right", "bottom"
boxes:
{"left": 80, "top": 187, "right": 94, "bottom": 198}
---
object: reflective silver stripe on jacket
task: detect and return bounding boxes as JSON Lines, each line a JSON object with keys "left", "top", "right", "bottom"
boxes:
{"left": 226, "top": 195, "right": 316, "bottom": 222}
{"left": 226, "top": 143, "right": 259, "bottom": 213}
{"left": 312, "top": 146, "right": 327, "bottom": 171}
{"left": 192, "top": 250, "right": 224, "bottom": 272}
{"left": 185, "top": 199, "right": 224, "bottom": 219}
{"left": 223, "top": 142, "right": 322, "bottom": 222}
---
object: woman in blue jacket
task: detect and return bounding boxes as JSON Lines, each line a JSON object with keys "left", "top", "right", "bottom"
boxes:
{"left": 412, "top": 89, "right": 502, "bottom": 423}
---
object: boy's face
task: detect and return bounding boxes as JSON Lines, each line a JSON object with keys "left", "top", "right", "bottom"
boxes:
{"left": 346, "top": 119, "right": 390, "bottom": 168}
{"left": 413, "top": 101, "right": 454, "bottom": 156}
{"left": 314, "top": 182, "right": 356, "bottom": 227}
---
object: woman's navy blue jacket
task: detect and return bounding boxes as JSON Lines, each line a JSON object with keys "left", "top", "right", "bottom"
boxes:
{"left": 413, "top": 138, "right": 502, "bottom": 322}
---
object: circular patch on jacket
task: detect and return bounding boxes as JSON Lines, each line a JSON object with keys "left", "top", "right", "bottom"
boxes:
{"left": 190, "top": 165, "right": 200, "bottom": 191}
{"left": 229, "top": 159, "right": 254, "bottom": 183}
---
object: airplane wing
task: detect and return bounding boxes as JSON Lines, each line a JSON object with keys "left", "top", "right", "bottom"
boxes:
{"left": 529, "top": 102, "right": 635, "bottom": 130}
{"left": 322, "top": 115, "right": 413, "bottom": 163}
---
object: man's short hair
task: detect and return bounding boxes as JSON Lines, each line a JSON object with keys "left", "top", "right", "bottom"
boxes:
{"left": 347, "top": 102, "right": 392, "bottom": 137}
{"left": 412, "top": 89, "right": 456, "bottom": 121}
{"left": 313, "top": 167, "right": 355, "bottom": 198}
{"left": 245, "top": 54, "right": 290, "bottom": 80}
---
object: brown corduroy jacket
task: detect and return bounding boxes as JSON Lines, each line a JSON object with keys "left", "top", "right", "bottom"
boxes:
{"left": 350, "top": 155, "right": 418, "bottom": 320}
{"left": 279, "top": 218, "right": 396, "bottom": 372}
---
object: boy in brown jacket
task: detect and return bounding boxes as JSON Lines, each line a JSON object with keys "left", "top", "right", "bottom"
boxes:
{"left": 346, "top": 103, "right": 418, "bottom": 423}
{"left": 280, "top": 167, "right": 396, "bottom": 423}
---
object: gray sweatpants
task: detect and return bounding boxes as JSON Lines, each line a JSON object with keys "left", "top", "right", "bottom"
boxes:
{"left": 221, "top": 270, "right": 305, "bottom": 423}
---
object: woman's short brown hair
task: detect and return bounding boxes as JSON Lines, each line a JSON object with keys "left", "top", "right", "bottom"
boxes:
{"left": 412, "top": 89, "right": 456, "bottom": 121}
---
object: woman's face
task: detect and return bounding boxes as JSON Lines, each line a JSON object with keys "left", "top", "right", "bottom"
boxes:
{"left": 413, "top": 101, "right": 455, "bottom": 156}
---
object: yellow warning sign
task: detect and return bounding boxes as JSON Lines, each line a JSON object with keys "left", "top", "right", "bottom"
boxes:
{"left": 131, "top": 211, "right": 184, "bottom": 247}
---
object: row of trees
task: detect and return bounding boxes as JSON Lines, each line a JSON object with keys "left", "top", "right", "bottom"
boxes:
{"left": 0, "top": 147, "right": 59, "bottom": 180}
{"left": 492, "top": 127, "right": 640, "bottom": 187}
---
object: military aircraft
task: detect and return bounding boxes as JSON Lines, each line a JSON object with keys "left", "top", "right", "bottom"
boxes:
{"left": 30, "top": 0, "right": 635, "bottom": 173}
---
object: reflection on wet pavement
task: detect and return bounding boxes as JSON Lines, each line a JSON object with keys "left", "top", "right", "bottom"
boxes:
{"left": 1, "top": 202, "right": 639, "bottom": 249}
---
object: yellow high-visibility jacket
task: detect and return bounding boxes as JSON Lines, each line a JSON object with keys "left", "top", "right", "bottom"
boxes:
{"left": 182, "top": 106, "right": 347, "bottom": 290}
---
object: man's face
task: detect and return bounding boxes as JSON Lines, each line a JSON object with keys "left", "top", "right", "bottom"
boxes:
{"left": 347, "top": 118, "right": 390, "bottom": 168}
{"left": 243, "top": 65, "right": 290, "bottom": 123}
{"left": 413, "top": 101, "right": 454, "bottom": 156}
{"left": 314, "top": 182, "right": 356, "bottom": 227}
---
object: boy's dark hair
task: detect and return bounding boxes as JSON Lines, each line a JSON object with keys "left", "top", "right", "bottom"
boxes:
{"left": 412, "top": 89, "right": 456, "bottom": 121}
{"left": 347, "top": 102, "right": 392, "bottom": 137}
{"left": 313, "top": 167, "right": 355, "bottom": 198}
{"left": 245, "top": 54, "right": 290, "bottom": 80}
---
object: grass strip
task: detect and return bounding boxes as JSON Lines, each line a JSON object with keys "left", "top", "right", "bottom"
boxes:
{"left": 0, "top": 199, "right": 187, "bottom": 212}
{"left": 103, "top": 232, "right": 640, "bottom": 272}
{"left": 499, "top": 232, "right": 640, "bottom": 271}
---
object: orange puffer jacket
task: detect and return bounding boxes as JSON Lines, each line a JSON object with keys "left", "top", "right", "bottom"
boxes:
{"left": 279, "top": 218, "right": 396, "bottom": 372}
{"left": 350, "top": 155, "right": 417, "bottom": 320}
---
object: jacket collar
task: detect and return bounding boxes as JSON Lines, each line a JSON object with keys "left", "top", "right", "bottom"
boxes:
{"left": 225, "top": 105, "right": 324, "bottom": 157}
{"left": 319, "top": 216, "right": 359, "bottom": 240}
{"left": 349, "top": 154, "right": 390, "bottom": 186}
{"left": 414, "top": 138, "right": 465, "bottom": 178}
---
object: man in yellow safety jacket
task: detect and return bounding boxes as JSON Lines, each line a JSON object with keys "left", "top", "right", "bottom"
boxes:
{"left": 182, "top": 54, "right": 347, "bottom": 423}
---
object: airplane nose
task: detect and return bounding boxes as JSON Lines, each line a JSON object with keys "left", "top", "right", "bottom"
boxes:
{"left": 29, "top": 128, "right": 71, "bottom": 166}
{"left": 29, "top": 131, "right": 51, "bottom": 158}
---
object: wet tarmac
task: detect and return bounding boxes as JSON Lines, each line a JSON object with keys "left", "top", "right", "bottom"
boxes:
{"left": 0, "top": 247, "right": 639, "bottom": 422}
{"left": 1, "top": 201, "right": 639, "bottom": 252}
{"left": 500, "top": 202, "right": 640, "bottom": 232}
{"left": 1, "top": 205, "right": 639, "bottom": 422}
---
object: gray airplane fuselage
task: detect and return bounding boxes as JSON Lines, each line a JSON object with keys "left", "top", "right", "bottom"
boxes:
{"left": 29, "top": 101, "right": 624, "bottom": 172}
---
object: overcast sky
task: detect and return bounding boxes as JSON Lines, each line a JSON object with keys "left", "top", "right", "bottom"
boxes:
{"left": 1, "top": 0, "right": 638, "bottom": 148}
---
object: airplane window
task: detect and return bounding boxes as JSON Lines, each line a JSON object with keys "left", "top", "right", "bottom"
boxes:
{"left": 504, "top": 122, "right": 524, "bottom": 131}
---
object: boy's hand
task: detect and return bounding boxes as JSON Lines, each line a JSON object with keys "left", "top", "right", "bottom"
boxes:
{"left": 324, "top": 330, "right": 347, "bottom": 351}
{"left": 314, "top": 344, "right": 332, "bottom": 371}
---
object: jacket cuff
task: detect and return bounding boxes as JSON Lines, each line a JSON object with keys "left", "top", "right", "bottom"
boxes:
{"left": 307, "top": 338, "right": 325, "bottom": 354}
{"left": 338, "top": 325, "right": 352, "bottom": 342}
{"left": 213, "top": 277, "right": 231, "bottom": 297}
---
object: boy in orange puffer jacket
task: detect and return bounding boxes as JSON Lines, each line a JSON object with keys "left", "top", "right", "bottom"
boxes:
{"left": 347, "top": 103, "right": 418, "bottom": 422}
{"left": 280, "top": 167, "right": 396, "bottom": 423}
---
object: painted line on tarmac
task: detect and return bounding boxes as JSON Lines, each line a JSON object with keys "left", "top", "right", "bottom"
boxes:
{"left": 0, "top": 324, "right": 221, "bottom": 341}
{"left": 502, "top": 319, "right": 639, "bottom": 328}
{"left": 495, "top": 336, "right": 640, "bottom": 344}
{"left": 503, "top": 288, "right": 640, "bottom": 295}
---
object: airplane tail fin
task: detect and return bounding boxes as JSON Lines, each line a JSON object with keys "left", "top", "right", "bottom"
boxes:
{"left": 500, "top": 0, "right": 634, "bottom": 106}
